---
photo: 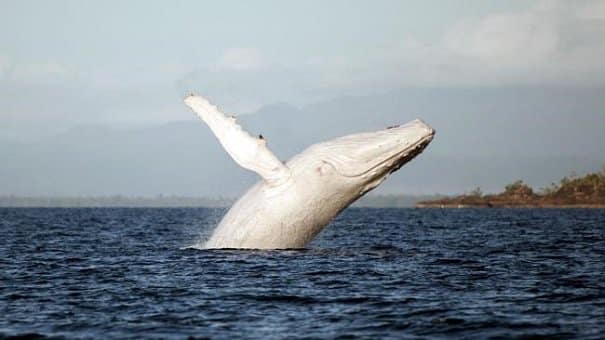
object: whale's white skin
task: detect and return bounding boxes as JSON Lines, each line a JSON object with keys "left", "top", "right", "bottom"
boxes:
{"left": 184, "top": 94, "right": 435, "bottom": 249}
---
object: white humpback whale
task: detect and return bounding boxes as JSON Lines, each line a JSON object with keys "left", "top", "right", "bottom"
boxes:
{"left": 185, "top": 94, "right": 435, "bottom": 249}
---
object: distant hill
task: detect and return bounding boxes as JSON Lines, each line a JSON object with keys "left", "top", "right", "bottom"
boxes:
{"left": 0, "top": 196, "right": 233, "bottom": 208}
{"left": 1, "top": 86, "right": 604, "bottom": 197}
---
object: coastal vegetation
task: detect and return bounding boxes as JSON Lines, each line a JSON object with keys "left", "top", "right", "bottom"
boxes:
{"left": 417, "top": 169, "right": 605, "bottom": 208}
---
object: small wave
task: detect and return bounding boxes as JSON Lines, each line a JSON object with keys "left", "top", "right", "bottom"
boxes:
{"left": 229, "top": 293, "right": 318, "bottom": 305}
{"left": 1, "top": 332, "right": 48, "bottom": 340}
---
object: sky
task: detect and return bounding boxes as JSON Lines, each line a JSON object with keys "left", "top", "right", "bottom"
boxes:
{"left": 1, "top": 0, "right": 604, "bottom": 196}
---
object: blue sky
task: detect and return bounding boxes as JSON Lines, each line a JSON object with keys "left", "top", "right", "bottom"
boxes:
{"left": 2, "top": 0, "right": 603, "bottom": 132}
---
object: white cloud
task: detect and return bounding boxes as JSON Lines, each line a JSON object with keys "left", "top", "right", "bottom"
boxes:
{"left": 0, "top": 55, "right": 9, "bottom": 77}
{"left": 442, "top": 1, "right": 605, "bottom": 85}
{"left": 576, "top": 0, "right": 605, "bottom": 19}
{"left": 3, "top": 60, "right": 79, "bottom": 84}
{"left": 86, "top": 63, "right": 189, "bottom": 92}
{"left": 313, "top": 0, "right": 605, "bottom": 91}
{"left": 129, "top": 1, "right": 605, "bottom": 114}
{"left": 444, "top": 12, "right": 559, "bottom": 65}
{"left": 215, "top": 48, "right": 265, "bottom": 71}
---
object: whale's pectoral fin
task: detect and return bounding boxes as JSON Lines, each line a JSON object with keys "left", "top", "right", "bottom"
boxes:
{"left": 184, "top": 94, "right": 290, "bottom": 186}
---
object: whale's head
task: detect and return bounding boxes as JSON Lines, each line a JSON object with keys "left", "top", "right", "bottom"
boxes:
{"left": 289, "top": 119, "right": 435, "bottom": 200}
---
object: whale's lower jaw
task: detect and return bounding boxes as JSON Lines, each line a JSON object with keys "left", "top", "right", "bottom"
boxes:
{"left": 203, "top": 219, "right": 329, "bottom": 249}
{"left": 204, "top": 226, "right": 320, "bottom": 249}
{"left": 202, "top": 182, "right": 359, "bottom": 249}
{"left": 203, "top": 202, "right": 346, "bottom": 249}
{"left": 204, "top": 215, "right": 339, "bottom": 249}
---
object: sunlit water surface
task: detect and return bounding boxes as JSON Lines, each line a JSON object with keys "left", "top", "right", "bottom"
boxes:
{"left": 1, "top": 208, "right": 604, "bottom": 339}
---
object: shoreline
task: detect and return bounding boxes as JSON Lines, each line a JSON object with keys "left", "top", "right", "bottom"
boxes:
{"left": 416, "top": 203, "right": 605, "bottom": 209}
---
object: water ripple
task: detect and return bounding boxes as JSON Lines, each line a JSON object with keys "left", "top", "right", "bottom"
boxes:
{"left": 1, "top": 207, "right": 604, "bottom": 339}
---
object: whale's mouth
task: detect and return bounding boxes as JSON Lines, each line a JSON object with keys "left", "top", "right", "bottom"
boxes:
{"left": 324, "top": 132, "right": 435, "bottom": 178}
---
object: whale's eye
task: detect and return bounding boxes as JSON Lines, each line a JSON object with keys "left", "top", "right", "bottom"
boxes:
{"left": 317, "top": 161, "right": 331, "bottom": 176}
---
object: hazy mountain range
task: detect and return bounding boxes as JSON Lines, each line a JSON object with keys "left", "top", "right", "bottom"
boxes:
{"left": 2, "top": 86, "right": 603, "bottom": 197}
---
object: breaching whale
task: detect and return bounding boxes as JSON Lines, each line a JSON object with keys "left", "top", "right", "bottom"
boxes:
{"left": 185, "top": 94, "right": 435, "bottom": 249}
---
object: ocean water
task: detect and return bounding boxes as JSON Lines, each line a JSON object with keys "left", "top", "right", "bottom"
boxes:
{"left": 1, "top": 207, "right": 604, "bottom": 339}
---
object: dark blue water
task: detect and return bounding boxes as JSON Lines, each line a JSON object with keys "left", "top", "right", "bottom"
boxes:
{"left": 1, "top": 208, "right": 604, "bottom": 339}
